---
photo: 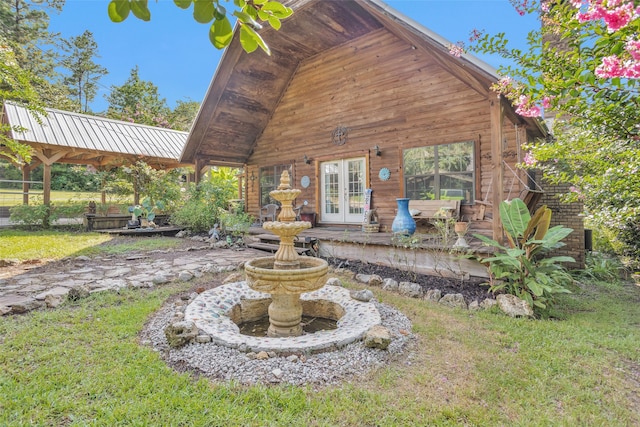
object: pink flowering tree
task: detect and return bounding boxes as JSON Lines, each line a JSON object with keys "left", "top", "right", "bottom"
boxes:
{"left": 461, "top": 0, "right": 640, "bottom": 261}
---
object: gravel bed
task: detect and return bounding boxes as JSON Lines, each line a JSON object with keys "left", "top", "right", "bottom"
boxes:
{"left": 140, "top": 299, "right": 415, "bottom": 387}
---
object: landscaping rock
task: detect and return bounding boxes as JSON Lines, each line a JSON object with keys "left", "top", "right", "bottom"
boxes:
{"left": 468, "top": 300, "right": 480, "bottom": 311}
{"left": 178, "top": 271, "right": 194, "bottom": 282}
{"left": 44, "top": 294, "right": 65, "bottom": 308}
{"left": 480, "top": 298, "right": 498, "bottom": 310}
{"left": 497, "top": 294, "right": 534, "bottom": 318}
{"left": 35, "top": 286, "right": 70, "bottom": 301}
{"left": 439, "top": 293, "right": 468, "bottom": 310}
{"left": 350, "top": 289, "right": 374, "bottom": 302}
{"left": 256, "top": 351, "right": 269, "bottom": 360}
{"left": 0, "top": 305, "right": 11, "bottom": 316}
{"left": 67, "top": 284, "right": 90, "bottom": 301}
{"left": 367, "top": 274, "right": 383, "bottom": 287}
{"left": 355, "top": 274, "right": 383, "bottom": 287}
{"left": 424, "top": 288, "right": 442, "bottom": 302}
{"left": 164, "top": 321, "right": 198, "bottom": 348}
{"left": 195, "top": 334, "right": 212, "bottom": 343}
{"left": 75, "top": 256, "right": 91, "bottom": 262}
{"left": 382, "top": 278, "right": 399, "bottom": 291}
{"left": 398, "top": 281, "right": 423, "bottom": 298}
{"left": 152, "top": 274, "right": 169, "bottom": 285}
{"left": 10, "top": 297, "right": 42, "bottom": 314}
{"left": 326, "top": 277, "right": 342, "bottom": 287}
{"left": 364, "top": 325, "right": 392, "bottom": 350}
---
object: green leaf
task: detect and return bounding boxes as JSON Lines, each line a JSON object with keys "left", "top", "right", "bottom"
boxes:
{"left": 174, "top": 0, "right": 192, "bottom": 9}
{"left": 234, "top": 10, "right": 262, "bottom": 30}
{"left": 239, "top": 24, "right": 270, "bottom": 55}
{"left": 108, "top": 0, "right": 131, "bottom": 23}
{"left": 526, "top": 279, "right": 544, "bottom": 297}
{"left": 261, "top": 1, "right": 293, "bottom": 18}
{"left": 131, "top": 0, "right": 150, "bottom": 21}
{"left": 268, "top": 15, "right": 281, "bottom": 30}
{"left": 213, "top": 4, "right": 226, "bottom": 20}
{"left": 193, "top": 0, "right": 215, "bottom": 23}
{"left": 500, "top": 198, "right": 530, "bottom": 242}
{"left": 209, "top": 17, "right": 233, "bottom": 49}
{"left": 473, "top": 233, "right": 507, "bottom": 250}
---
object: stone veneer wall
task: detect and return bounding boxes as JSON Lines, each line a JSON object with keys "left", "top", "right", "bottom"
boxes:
{"left": 539, "top": 181, "right": 585, "bottom": 269}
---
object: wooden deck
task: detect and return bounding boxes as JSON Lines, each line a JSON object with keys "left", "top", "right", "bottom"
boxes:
{"left": 96, "top": 226, "right": 185, "bottom": 236}
{"left": 248, "top": 225, "right": 491, "bottom": 279}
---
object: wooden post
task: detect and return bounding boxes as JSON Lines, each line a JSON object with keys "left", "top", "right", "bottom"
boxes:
{"left": 490, "top": 98, "right": 505, "bottom": 243}
{"left": 22, "top": 164, "right": 30, "bottom": 205}
{"left": 33, "top": 149, "right": 68, "bottom": 227}
{"left": 194, "top": 158, "right": 205, "bottom": 183}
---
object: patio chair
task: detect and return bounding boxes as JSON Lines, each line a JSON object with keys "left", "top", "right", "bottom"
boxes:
{"left": 259, "top": 203, "right": 278, "bottom": 224}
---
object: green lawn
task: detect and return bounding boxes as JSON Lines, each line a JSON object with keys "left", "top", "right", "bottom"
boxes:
{"left": 0, "top": 259, "right": 638, "bottom": 425}
{"left": 0, "top": 189, "right": 105, "bottom": 207}
{"left": 0, "top": 230, "right": 182, "bottom": 261}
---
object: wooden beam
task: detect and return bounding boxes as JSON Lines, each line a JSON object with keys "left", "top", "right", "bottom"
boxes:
{"left": 490, "top": 97, "right": 505, "bottom": 243}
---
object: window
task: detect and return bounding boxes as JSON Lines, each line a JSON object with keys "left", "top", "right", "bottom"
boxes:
{"left": 403, "top": 141, "right": 475, "bottom": 204}
{"left": 260, "top": 164, "right": 292, "bottom": 206}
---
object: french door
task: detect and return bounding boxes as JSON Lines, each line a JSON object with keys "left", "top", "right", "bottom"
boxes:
{"left": 320, "top": 157, "right": 366, "bottom": 224}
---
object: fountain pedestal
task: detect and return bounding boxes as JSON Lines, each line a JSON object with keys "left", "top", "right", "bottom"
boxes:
{"left": 245, "top": 170, "right": 329, "bottom": 338}
{"left": 268, "top": 294, "right": 303, "bottom": 336}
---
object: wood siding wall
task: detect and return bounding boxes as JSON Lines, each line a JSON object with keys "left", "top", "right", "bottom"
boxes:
{"left": 246, "top": 28, "right": 528, "bottom": 234}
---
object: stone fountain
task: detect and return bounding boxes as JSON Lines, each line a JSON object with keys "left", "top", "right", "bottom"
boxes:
{"left": 244, "top": 170, "right": 329, "bottom": 337}
{"left": 184, "top": 171, "right": 381, "bottom": 354}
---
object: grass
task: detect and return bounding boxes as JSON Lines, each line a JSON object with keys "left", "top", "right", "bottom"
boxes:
{"left": 0, "top": 189, "right": 104, "bottom": 207}
{"left": 0, "top": 230, "right": 182, "bottom": 261}
{"left": 1, "top": 264, "right": 639, "bottom": 425}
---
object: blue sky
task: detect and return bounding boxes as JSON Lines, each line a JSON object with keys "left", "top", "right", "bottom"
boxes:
{"left": 48, "top": 1, "right": 538, "bottom": 113}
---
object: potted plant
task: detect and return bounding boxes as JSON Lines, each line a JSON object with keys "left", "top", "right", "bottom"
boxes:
{"left": 133, "top": 197, "right": 166, "bottom": 228}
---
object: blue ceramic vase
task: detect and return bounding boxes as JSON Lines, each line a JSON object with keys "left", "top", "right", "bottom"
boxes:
{"left": 391, "top": 198, "right": 416, "bottom": 235}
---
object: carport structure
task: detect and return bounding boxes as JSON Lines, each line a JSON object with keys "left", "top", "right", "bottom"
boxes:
{"left": 1, "top": 101, "right": 191, "bottom": 207}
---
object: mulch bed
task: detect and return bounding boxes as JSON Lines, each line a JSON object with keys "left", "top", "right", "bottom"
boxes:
{"left": 327, "top": 258, "right": 493, "bottom": 302}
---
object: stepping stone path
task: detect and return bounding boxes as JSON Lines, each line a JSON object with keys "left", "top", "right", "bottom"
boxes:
{"left": 0, "top": 246, "right": 265, "bottom": 316}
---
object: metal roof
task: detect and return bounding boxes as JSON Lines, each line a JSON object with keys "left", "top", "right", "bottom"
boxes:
{"left": 3, "top": 101, "right": 188, "bottom": 163}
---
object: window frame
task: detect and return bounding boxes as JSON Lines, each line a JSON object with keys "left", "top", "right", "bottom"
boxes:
{"left": 403, "top": 141, "right": 476, "bottom": 205}
{"left": 259, "top": 164, "right": 292, "bottom": 207}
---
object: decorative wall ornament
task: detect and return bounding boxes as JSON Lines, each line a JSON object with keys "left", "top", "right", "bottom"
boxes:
{"left": 300, "top": 175, "right": 310, "bottom": 188}
{"left": 502, "top": 150, "right": 518, "bottom": 159}
{"left": 378, "top": 167, "right": 391, "bottom": 181}
{"left": 331, "top": 126, "right": 348, "bottom": 146}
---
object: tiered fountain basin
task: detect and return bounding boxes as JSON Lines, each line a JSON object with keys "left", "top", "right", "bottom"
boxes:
{"left": 184, "top": 281, "right": 382, "bottom": 354}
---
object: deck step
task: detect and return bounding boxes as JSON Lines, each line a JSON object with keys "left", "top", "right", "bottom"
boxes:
{"left": 247, "top": 242, "right": 311, "bottom": 255}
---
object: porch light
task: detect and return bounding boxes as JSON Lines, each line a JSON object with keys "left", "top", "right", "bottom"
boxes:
{"left": 303, "top": 154, "right": 312, "bottom": 164}
{"left": 373, "top": 145, "right": 382, "bottom": 156}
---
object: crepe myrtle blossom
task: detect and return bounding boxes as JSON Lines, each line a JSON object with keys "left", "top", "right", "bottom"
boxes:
{"left": 523, "top": 150, "right": 536, "bottom": 166}
{"left": 574, "top": 0, "right": 639, "bottom": 32}
{"left": 448, "top": 42, "right": 464, "bottom": 58}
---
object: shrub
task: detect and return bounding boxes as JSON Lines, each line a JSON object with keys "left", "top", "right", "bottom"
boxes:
{"left": 219, "top": 208, "right": 253, "bottom": 237}
{"left": 474, "top": 198, "right": 574, "bottom": 314}
{"left": 9, "top": 203, "right": 51, "bottom": 228}
{"left": 170, "top": 180, "right": 236, "bottom": 233}
{"left": 577, "top": 252, "right": 624, "bottom": 283}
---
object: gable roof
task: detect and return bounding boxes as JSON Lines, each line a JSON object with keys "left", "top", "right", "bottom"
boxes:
{"left": 181, "top": 0, "right": 544, "bottom": 166}
{"left": 2, "top": 101, "right": 189, "bottom": 168}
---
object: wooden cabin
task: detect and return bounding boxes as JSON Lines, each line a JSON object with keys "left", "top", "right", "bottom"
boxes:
{"left": 181, "top": 0, "right": 584, "bottom": 267}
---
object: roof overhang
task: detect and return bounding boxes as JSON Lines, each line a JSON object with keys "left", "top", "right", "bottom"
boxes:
{"left": 181, "top": 0, "right": 546, "bottom": 166}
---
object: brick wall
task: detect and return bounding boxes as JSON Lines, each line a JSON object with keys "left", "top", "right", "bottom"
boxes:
{"left": 539, "top": 181, "right": 585, "bottom": 268}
